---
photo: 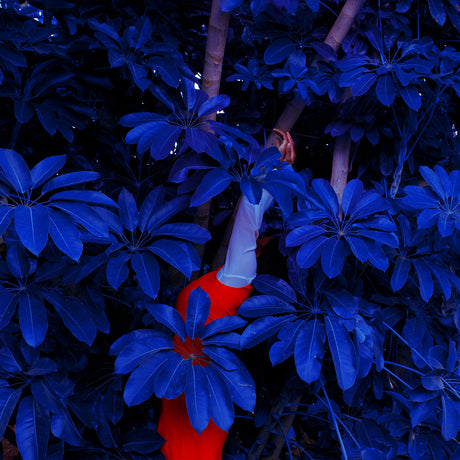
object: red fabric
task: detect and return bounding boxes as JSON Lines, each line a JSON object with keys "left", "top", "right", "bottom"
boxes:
{"left": 158, "top": 270, "right": 252, "bottom": 460}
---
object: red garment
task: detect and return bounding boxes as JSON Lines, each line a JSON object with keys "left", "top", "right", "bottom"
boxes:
{"left": 158, "top": 270, "right": 252, "bottom": 460}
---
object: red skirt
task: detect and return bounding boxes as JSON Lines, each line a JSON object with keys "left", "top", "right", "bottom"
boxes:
{"left": 158, "top": 270, "right": 252, "bottom": 460}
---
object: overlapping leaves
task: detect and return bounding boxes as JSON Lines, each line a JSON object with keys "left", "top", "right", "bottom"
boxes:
{"left": 111, "top": 287, "right": 255, "bottom": 433}
{"left": 73, "top": 187, "right": 210, "bottom": 299}
{"left": 286, "top": 178, "right": 398, "bottom": 278}
{"left": 0, "top": 149, "right": 117, "bottom": 260}
{"left": 402, "top": 165, "right": 460, "bottom": 237}
{"left": 239, "top": 274, "right": 377, "bottom": 391}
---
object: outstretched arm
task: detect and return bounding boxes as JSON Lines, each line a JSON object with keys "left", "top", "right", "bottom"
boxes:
{"left": 217, "top": 130, "right": 296, "bottom": 288}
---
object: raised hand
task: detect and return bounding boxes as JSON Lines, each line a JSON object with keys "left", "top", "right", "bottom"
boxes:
{"left": 273, "top": 129, "right": 296, "bottom": 165}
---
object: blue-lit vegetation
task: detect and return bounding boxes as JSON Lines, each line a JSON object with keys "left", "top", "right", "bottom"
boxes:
{"left": 0, "top": 0, "right": 459, "bottom": 458}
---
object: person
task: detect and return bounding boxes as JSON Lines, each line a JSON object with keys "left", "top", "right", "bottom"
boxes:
{"left": 157, "top": 130, "right": 296, "bottom": 460}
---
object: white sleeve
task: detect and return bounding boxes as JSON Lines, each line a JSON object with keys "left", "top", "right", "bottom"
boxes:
{"left": 216, "top": 189, "right": 273, "bottom": 287}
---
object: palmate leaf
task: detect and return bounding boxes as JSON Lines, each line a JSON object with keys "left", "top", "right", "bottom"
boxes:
{"left": 49, "top": 209, "right": 82, "bottom": 262}
{"left": 238, "top": 295, "right": 295, "bottom": 318}
{"left": 118, "top": 188, "right": 138, "bottom": 232}
{"left": 0, "top": 149, "right": 32, "bottom": 193}
{"left": 149, "top": 223, "right": 210, "bottom": 243}
{"left": 186, "top": 287, "right": 210, "bottom": 339}
{"left": 15, "top": 205, "right": 49, "bottom": 256}
{"left": 253, "top": 275, "right": 297, "bottom": 303}
{"left": 149, "top": 239, "right": 198, "bottom": 278}
{"left": 0, "top": 206, "right": 14, "bottom": 235}
{"left": 50, "top": 407, "right": 85, "bottom": 447}
{"left": 321, "top": 238, "right": 346, "bottom": 278}
{"left": 0, "top": 287, "right": 17, "bottom": 330}
{"left": 185, "top": 365, "right": 210, "bottom": 434}
{"left": 0, "top": 388, "right": 22, "bottom": 440}
{"left": 269, "top": 320, "right": 304, "bottom": 366}
{"left": 240, "top": 315, "right": 296, "bottom": 349}
{"left": 123, "top": 352, "right": 171, "bottom": 406}
{"left": 41, "top": 171, "right": 101, "bottom": 194}
{"left": 217, "top": 365, "right": 255, "bottom": 412}
{"left": 154, "top": 353, "right": 190, "bottom": 399}
{"left": 204, "top": 366, "right": 234, "bottom": 432}
{"left": 190, "top": 169, "right": 233, "bottom": 207}
{"left": 16, "top": 396, "right": 50, "bottom": 460}
{"left": 145, "top": 303, "right": 186, "bottom": 341}
{"left": 294, "top": 319, "right": 326, "bottom": 384}
{"left": 18, "top": 293, "right": 48, "bottom": 348}
{"left": 131, "top": 252, "right": 160, "bottom": 299}
{"left": 30, "top": 155, "right": 66, "bottom": 189}
{"left": 324, "top": 315, "right": 357, "bottom": 390}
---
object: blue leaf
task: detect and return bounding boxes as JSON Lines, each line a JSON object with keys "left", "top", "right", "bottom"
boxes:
{"left": 181, "top": 78, "right": 197, "bottom": 111}
{"left": 198, "top": 94, "right": 231, "bottom": 117}
{"left": 217, "top": 365, "right": 255, "bottom": 411}
{"left": 147, "top": 195, "right": 190, "bottom": 232}
{"left": 420, "top": 166, "right": 446, "bottom": 199}
{"left": 131, "top": 252, "right": 160, "bottom": 299}
{"left": 442, "top": 396, "right": 460, "bottom": 440}
{"left": 253, "top": 275, "right": 297, "bottom": 303}
{"left": 190, "top": 169, "right": 233, "bottom": 207}
{"left": 16, "top": 396, "right": 50, "bottom": 460}
{"left": 325, "top": 290, "right": 358, "bottom": 319}
{"left": 400, "top": 85, "right": 421, "bottom": 111}
{"left": 150, "top": 223, "right": 210, "bottom": 243}
{"left": 365, "top": 242, "right": 388, "bottom": 271}
{"left": 54, "top": 297, "right": 97, "bottom": 346}
{"left": 41, "top": 171, "right": 101, "bottom": 194}
{"left": 185, "top": 365, "right": 210, "bottom": 434}
{"left": 118, "top": 188, "right": 138, "bottom": 232}
{"left": 120, "top": 112, "right": 166, "bottom": 127}
{"left": 204, "top": 366, "right": 234, "bottom": 432}
{"left": 296, "top": 236, "right": 329, "bottom": 269}
{"left": 186, "top": 287, "right": 210, "bottom": 339}
{"left": 425, "top": 262, "right": 451, "bottom": 300}
{"left": 285, "top": 225, "right": 325, "bottom": 247}
{"left": 18, "top": 293, "right": 48, "bottom": 347}
{"left": 428, "top": 0, "right": 446, "bottom": 25}
{"left": 417, "top": 209, "right": 440, "bottom": 230}
{"left": 0, "top": 149, "right": 32, "bottom": 193}
{"left": 15, "top": 205, "right": 49, "bottom": 255}
{"left": 346, "top": 235, "right": 369, "bottom": 262}
{"left": 240, "top": 175, "right": 262, "bottom": 205}
{"left": 421, "top": 371, "right": 443, "bottom": 390}
{"left": 123, "top": 428, "right": 164, "bottom": 454}
{"left": 0, "top": 287, "right": 17, "bottom": 330}
{"left": 325, "top": 315, "right": 357, "bottom": 390}
{"left": 351, "top": 72, "right": 377, "bottom": 96}
{"left": 0, "top": 388, "right": 22, "bottom": 440}
{"left": 240, "top": 315, "right": 296, "bottom": 349}
{"left": 341, "top": 179, "right": 363, "bottom": 216}
{"left": 148, "top": 125, "right": 182, "bottom": 161}
{"left": 376, "top": 74, "right": 396, "bottom": 106}
{"left": 115, "top": 335, "right": 173, "bottom": 374}
{"left": 238, "top": 295, "right": 295, "bottom": 318}
{"left": 203, "top": 346, "right": 241, "bottom": 370}
{"left": 312, "top": 179, "right": 339, "bottom": 216}
{"left": 50, "top": 202, "right": 108, "bottom": 237}
{"left": 0, "top": 206, "right": 14, "bottom": 236}
{"left": 6, "top": 243, "right": 30, "bottom": 278}
{"left": 30, "top": 155, "right": 66, "bottom": 188}
{"left": 123, "top": 352, "right": 170, "bottom": 406}
{"left": 202, "top": 316, "right": 247, "bottom": 339}
{"left": 154, "top": 353, "right": 190, "bottom": 399}
{"left": 295, "top": 319, "right": 326, "bottom": 384}
{"left": 220, "top": 0, "right": 244, "bottom": 11}
{"left": 145, "top": 303, "right": 186, "bottom": 341}
{"left": 203, "top": 332, "right": 241, "bottom": 348}
{"left": 321, "top": 238, "right": 346, "bottom": 278}
{"left": 49, "top": 209, "right": 82, "bottom": 261}
{"left": 264, "top": 38, "right": 297, "bottom": 65}
{"left": 138, "top": 186, "right": 166, "bottom": 232}
{"left": 402, "top": 185, "right": 438, "bottom": 209}
{"left": 49, "top": 190, "right": 118, "bottom": 208}
{"left": 106, "top": 251, "right": 131, "bottom": 290}
{"left": 149, "top": 239, "right": 198, "bottom": 278}
{"left": 391, "top": 258, "right": 411, "bottom": 291}
{"left": 50, "top": 408, "right": 85, "bottom": 447}
{"left": 438, "top": 212, "right": 455, "bottom": 236}
{"left": 269, "top": 320, "right": 304, "bottom": 366}
{"left": 413, "top": 260, "right": 433, "bottom": 302}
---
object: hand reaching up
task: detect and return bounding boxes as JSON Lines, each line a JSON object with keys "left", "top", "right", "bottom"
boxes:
{"left": 273, "top": 129, "right": 296, "bottom": 165}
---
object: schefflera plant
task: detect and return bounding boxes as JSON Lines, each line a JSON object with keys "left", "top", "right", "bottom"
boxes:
{"left": 110, "top": 287, "right": 255, "bottom": 433}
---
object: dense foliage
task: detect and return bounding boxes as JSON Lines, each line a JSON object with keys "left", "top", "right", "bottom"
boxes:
{"left": 0, "top": 0, "right": 459, "bottom": 458}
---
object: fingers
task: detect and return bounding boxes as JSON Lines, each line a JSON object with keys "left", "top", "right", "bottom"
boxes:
{"left": 272, "top": 129, "right": 296, "bottom": 165}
